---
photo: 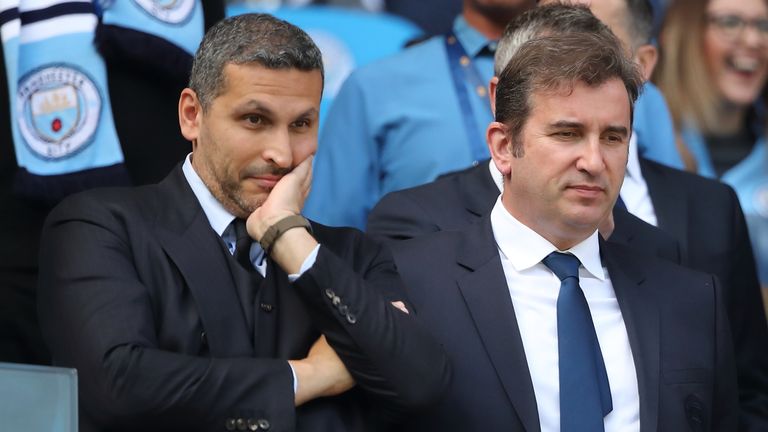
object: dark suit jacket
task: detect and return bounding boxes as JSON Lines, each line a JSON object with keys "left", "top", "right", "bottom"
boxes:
{"left": 367, "top": 161, "right": 680, "bottom": 263}
{"left": 368, "top": 159, "right": 768, "bottom": 429}
{"left": 392, "top": 216, "right": 738, "bottom": 431}
{"left": 37, "top": 167, "right": 449, "bottom": 432}
{"left": 640, "top": 158, "right": 768, "bottom": 429}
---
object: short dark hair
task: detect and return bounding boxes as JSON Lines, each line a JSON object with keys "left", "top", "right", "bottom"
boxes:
{"left": 624, "top": 0, "right": 654, "bottom": 47}
{"left": 495, "top": 31, "right": 642, "bottom": 156}
{"left": 189, "top": 13, "right": 324, "bottom": 110}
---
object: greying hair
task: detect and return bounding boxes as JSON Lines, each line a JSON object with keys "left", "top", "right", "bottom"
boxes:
{"left": 624, "top": 0, "right": 654, "bottom": 48}
{"left": 189, "top": 13, "right": 324, "bottom": 110}
{"left": 496, "top": 31, "right": 643, "bottom": 156}
{"left": 494, "top": 3, "right": 611, "bottom": 76}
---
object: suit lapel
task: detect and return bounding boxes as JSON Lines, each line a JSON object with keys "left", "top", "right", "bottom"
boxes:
{"left": 640, "top": 158, "right": 690, "bottom": 263}
{"left": 456, "top": 218, "right": 541, "bottom": 432}
{"left": 458, "top": 161, "right": 500, "bottom": 219}
{"left": 602, "top": 241, "right": 660, "bottom": 432}
{"left": 153, "top": 167, "right": 253, "bottom": 357}
{"left": 610, "top": 206, "right": 637, "bottom": 247}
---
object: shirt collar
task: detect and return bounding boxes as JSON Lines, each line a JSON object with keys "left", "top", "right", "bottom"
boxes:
{"left": 625, "top": 132, "right": 641, "bottom": 181}
{"left": 182, "top": 153, "right": 236, "bottom": 237}
{"left": 453, "top": 14, "right": 493, "bottom": 58}
{"left": 490, "top": 196, "right": 606, "bottom": 280}
{"left": 489, "top": 159, "right": 503, "bottom": 192}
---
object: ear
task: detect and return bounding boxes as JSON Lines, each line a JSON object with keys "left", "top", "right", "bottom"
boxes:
{"left": 489, "top": 76, "right": 499, "bottom": 116}
{"left": 179, "top": 88, "right": 202, "bottom": 145}
{"left": 487, "top": 121, "right": 514, "bottom": 177}
{"left": 634, "top": 44, "right": 658, "bottom": 81}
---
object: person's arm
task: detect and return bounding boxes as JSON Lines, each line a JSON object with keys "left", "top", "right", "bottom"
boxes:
{"left": 712, "top": 275, "right": 740, "bottom": 431}
{"left": 249, "top": 156, "right": 451, "bottom": 422}
{"left": 366, "top": 190, "right": 440, "bottom": 244}
{"left": 722, "top": 188, "right": 768, "bottom": 430}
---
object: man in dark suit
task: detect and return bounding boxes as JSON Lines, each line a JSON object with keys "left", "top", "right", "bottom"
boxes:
{"left": 392, "top": 17, "right": 737, "bottom": 432}
{"left": 37, "top": 14, "right": 448, "bottom": 432}
{"left": 370, "top": 1, "right": 768, "bottom": 427}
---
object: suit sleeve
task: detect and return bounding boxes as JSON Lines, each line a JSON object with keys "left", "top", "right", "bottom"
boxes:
{"left": 722, "top": 188, "right": 768, "bottom": 430}
{"left": 303, "top": 71, "right": 379, "bottom": 230}
{"left": 292, "top": 229, "right": 450, "bottom": 422}
{"left": 713, "top": 274, "right": 740, "bottom": 431}
{"left": 38, "top": 196, "right": 296, "bottom": 431}
{"left": 366, "top": 190, "right": 439, "bottom": 244}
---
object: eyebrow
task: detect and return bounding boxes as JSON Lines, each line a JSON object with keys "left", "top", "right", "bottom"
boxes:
{"left": 548, "top": 121, "right": 629, "bottom": 137}
{"left": 236, "top": 101, "right": 318, "bottom": 120}
{"left": 236, "top": 100, "right": 275, "bottom": 116}
{"left": 603, "top": 126, "right": 629, "bottom": 137}
{"left": 548, "top": 120, "right": 582, "bottom": 129}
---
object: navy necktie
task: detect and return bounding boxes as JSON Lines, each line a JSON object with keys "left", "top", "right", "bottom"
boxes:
{"left": 233, "top": 219, "right": 262, "bottom": 281}
{"left": 542, "top": 252, "right": 612, "bottom": 431}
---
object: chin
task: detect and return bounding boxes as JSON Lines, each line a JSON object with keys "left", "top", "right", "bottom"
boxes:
{"left": 562, "top": 207, "right": 607, "bottom": 231}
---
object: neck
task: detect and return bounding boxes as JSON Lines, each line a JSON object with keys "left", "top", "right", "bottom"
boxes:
{"left": 462, "top": 5, "right": 507, "bottom": 40}
{"left": 712, "top": 105, "right": 747, "bottom": 136}
{"left": 501, "top": 192, "right": 592, "bottom": 251}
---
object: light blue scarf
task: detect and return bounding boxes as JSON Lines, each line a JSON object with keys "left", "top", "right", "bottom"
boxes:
{"left": 2, "top": 0, "right": 128, "bottom": 205}
{"left": 95, "top": 0, "right": 203, "bottom": 82}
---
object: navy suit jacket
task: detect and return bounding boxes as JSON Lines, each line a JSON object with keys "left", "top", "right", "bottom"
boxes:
{"left": 392, "top": 216, "right": 738, "bottom": 431}
{"left": 37, "top": 166, "right": 449, "bottom": 432}
{"left": 640, "top": 159, "right": 768, "bottom": 429}
{"left": 368, "top": 159, "right": 768, "bottom": 428}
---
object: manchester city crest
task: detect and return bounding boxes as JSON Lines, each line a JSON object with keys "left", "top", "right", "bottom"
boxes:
{"left": 16, "top": 65, "right": 102, "bottom": 160}
{"left": 132, "top": 0, "right": 196, "bottom": 24}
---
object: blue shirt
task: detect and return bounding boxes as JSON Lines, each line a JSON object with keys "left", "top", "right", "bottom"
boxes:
{"left": 633, "top": 82, "right": 685, "bottom": 170}
{"left": 305, "top": 15, "right": 495, "bottom": 229}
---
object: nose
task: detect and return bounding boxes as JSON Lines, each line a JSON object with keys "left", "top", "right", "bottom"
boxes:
{"left": 262, "top": 128, "right": 293, "bottom": 169}
{"left": 575, "top": 136, "right": 606, "bottom": 175}
{"left": 742, "top": 22, "right": 767, "bottom": 47}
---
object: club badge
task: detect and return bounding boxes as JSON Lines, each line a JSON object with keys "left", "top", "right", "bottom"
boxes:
{"left": 17, "top": 65, "right": 102, "bottom": 160}
{"left": 132, "top": 0, "right": 196, "bottom": 24}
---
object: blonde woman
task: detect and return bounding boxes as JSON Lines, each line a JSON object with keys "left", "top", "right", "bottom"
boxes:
{"left": 655, "top": 0, "right": 768, "bottom": 286}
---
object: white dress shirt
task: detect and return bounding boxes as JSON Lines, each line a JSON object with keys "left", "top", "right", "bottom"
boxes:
{"left": 490, "top": 198, "right": 640, "bottom": 432}
{"left": 619, "top": 134, "right": 658, "bottom": 227}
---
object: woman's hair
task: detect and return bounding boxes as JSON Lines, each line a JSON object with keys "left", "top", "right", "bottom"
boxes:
{"left": 653, "top": 0, "right": 718, "bottom": 133}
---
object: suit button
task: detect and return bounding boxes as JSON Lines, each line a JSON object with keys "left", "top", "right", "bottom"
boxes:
{"left": 260, "top": 303, "right": 273, "bottom": 313}
{"left": 325, "top": 289, "right": 335, "bottom": 299}
{"left": 225, "top": 418, "right": 236, "bottom": 431}
{"left": 200, "top": 331, "right": 208, "bottom": 346}
{"left": 346, "top": 313, "right": 357, "bottom": 324}
{"left": 338, "top": 304, "right": 349, "bottom": 315}
{"left": 257, "top": 419, "right": 270, "bottom": 430}
{"left": 236, "top": 417, "right": 247, "bottom": 430}
{"left": 247, "top": 418, "right": 259, "bottom": 431}
{"left": 332, "top": 295, "right": 341, "bottom": 306}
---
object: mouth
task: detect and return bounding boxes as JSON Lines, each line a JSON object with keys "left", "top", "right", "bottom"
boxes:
{"left": 725, "top": 55, "right": 765, "bottom": 78}
{"left": 567, "top": 184, "right": 606, "bottom": 199}
{"left": 248, "top": 175, "right": 283, "bottom": 189}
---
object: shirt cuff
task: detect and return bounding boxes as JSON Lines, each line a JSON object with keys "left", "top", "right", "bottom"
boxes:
{"left": 287, "top": 244, "right": 320, "bottom": 282}
{"left": 288, "top": 362, "right": 298, "bottom": 395}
